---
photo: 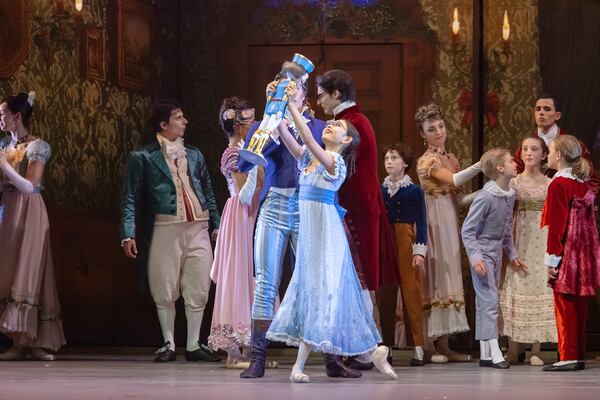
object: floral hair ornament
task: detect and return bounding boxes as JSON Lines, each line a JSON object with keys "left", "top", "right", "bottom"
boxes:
{"left": 222, "top": 108, "right": 236, "bottom": 122}
{"left": 27, "top": 91, "right": 36, "bottom": 107}
{"left": 236, "top": 108, "right": 256, "bottom": 125}
{"left": 414, "top": 103, "right": 444, "bottom": 125}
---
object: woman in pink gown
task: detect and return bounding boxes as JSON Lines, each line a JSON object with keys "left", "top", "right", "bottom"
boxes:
{"left": 0, "top": 92, "right": 65, "bottom": 361}
{"left": 208, "top": 97, "right": 264, "bottom": 368}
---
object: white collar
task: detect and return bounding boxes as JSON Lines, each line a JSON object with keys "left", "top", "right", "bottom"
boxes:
{"left": 333, "top": 101, "right": 356, "bottom": 117}
{"left": 483, "top": 180, "right": 515, "bottom": 197}
{"left": 383, "top": 175, "right": 412, "bottom": 197}
{"left": 157, "top": 134, "right": 187, "bottom": 161}
{"left": 537, "top": 124, "right": 559, "bottom": 147}
{"left": 552, "top": 167, "right": 584, "bottom": 183}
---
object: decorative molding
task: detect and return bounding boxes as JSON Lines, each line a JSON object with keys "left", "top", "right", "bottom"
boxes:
{"left": 251, "top": 0, "right": 436, "bottom": 44}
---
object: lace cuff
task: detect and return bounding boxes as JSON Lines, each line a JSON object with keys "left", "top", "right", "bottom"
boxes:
{"left": 412, "top": 243, "right": 427, "bottom": 257}
{"left": 545, "top": 253, "right": 561, "bottom": 268}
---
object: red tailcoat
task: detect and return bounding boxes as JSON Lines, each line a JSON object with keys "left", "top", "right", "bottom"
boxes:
{"left": 515, "top": 128, "right": 599, "bottom": 193}
{"left": 335, "top": 105, "right": 399, "bottom": 290}
{"left": 541, "top": 174, "right": 600, "bottom": 296}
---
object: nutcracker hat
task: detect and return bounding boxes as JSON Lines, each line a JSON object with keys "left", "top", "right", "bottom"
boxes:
{"left": 292, "top": 53, "right": 314, "bottom": 75}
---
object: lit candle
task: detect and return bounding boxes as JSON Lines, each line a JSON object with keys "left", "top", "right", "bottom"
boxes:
{"left": 452, "top": 7, "right": 460, "bottom": 36}
{"left": 75, "top": 0, "right": 83, "bottom": 12}
{"left": 502, "top": 10, "right": 510, "bottom": 41}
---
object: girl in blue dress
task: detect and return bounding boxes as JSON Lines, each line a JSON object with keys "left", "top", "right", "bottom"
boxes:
{"left": 265, "top": 84, "right": 398, "bottom": 383}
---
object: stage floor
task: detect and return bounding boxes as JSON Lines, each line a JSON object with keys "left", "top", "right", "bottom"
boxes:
{"left": 0, "top": 350, "right": 599, "bottom": 400}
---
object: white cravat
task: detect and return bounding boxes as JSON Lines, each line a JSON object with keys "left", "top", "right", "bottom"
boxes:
{"left": 333, "top": 101, "right": 356, "bottom": 117}
{"left": 157, "top": 134, "right": 186, "bottom": 161}
{"left": 537, "top": 124, "right": 559, "bottom": 147}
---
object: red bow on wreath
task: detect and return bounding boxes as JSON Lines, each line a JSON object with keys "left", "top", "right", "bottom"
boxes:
{"left": 457, "top": 89, "right": 501, "bottom": 129}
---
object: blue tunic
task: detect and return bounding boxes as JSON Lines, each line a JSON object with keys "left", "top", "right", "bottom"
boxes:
{"left": 266, "top": 150, "right": 381, "bottom": 355}
{"left": 381, "top": 179, "right": 428, "bottom": 248}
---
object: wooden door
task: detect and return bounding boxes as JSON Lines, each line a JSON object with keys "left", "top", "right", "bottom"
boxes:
{"left": 248, "top": 44, "right": 403, "bottom": 180}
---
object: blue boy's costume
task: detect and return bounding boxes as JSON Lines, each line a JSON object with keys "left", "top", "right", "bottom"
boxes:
{"left": 238, "top": 111, "right": 324, "bottom": 378}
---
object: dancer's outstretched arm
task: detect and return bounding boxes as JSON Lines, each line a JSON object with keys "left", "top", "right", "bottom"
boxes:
{"left": 274, "top": 119, "right": 303, "bottom": 160}
{"left": 285, "top": 87, "right": 335, "bottom": 174}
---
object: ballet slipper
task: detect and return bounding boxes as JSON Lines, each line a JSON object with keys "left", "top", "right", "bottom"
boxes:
{"left": 225, "top": 358, "right": 251, "bottom": 369}
{"left": 289, "top": 365, "right": 310, "bottom": 383}
{"left": 440, "top": 349, "right": 472, "bottom": 362}
{"left": 370, "top": 346, "right": 399, "bottom": 380}
{"left": 530, "top": 355, "right": 544, "bottom": 366}
{"left": 31, "top": 347, "right": 56, "bottom": 361}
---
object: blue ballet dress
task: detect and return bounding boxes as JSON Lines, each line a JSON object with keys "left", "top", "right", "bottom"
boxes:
{"left": 266, "top": 149, "right": 382, "bottom": 356}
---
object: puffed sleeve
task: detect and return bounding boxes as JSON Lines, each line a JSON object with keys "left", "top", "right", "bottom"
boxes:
{"left": 26, "top": 140, "right": 52, "bottom": 164}
{"left": 319, "top": 151, "right": 347, "bottom": 183}
{"left": 417, "top": 153, "right": 442, "bottom": 178}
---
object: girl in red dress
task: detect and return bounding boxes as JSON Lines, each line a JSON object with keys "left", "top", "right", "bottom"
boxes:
{"left": 541, "top": 134, "right": 600, "bottom": 371}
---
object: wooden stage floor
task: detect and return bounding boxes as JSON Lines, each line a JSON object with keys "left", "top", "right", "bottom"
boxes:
{"left": 0, "top": 349, "right": 599, "bottom": 400}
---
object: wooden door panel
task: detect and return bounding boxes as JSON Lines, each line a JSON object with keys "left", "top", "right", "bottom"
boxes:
{"left": 247, "top": 44, "right": 402, "bottom": 179}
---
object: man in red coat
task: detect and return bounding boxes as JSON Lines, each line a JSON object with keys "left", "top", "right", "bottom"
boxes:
{"left": 316, "top": 70, "right": 399, "bottom": 372}
{"left": 515, "top": 95, "right": 598, "bottom": 192}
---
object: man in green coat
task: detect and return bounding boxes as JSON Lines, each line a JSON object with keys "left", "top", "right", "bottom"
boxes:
{"left": 120, "top": 99, "right": 221, "bottom": 362}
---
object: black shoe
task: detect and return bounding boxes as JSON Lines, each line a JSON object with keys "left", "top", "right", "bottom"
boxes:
{"left": 542, "top": 362, "right": 578, "bottom": 372}
{"left": 344, "top": 356, "right": 375, "bottom": 370}
{"left": 479, "top": 359, "right": 493, "bottom": 367}
{"left": 492, "top": 361, "right": 510, "bottom": 369}
{"left": 185, "top": 343, "right": 221, "bottom": 362}
{"left": 325, "top": 354, "right": 362, "bottom": 378}
{"left": 410, "top": 358, "right": 425, "bottom": 366}
{"left": 154, "top": 342, "right": 176, "bottom": 362}
{"left": 577, "top": 362, "right": 585, "bottom": 370}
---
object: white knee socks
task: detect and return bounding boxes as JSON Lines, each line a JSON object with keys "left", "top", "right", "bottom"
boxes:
{"left": 185, "top": 308, "right": 204, "bottom": 351}
{"left": 488, "top": 339, "right": 505, "bottom": 364}
{"left": 156, "top": 304, "right": 176, "bottom": 350}
{"left": 480, "top": 340, "right": 491, "bottom": 360}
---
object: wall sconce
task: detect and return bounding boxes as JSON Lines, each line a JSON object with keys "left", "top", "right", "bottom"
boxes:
{"left": 450, "top": 7, "right": 511, "bottom": 130}
{"left": 451, "top": 7, "right": 460, "bottom": 46}
{"left": 501, "top": 10, "right": 510, "bottom": 59}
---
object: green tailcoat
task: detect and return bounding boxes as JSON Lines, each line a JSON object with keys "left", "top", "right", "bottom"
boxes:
{"left": 120, "top": 139, "right": 220, "bottom": 290}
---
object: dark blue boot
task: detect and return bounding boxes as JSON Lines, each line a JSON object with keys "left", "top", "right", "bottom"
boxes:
{"left": 240, "top": 320, "right": 270, "bottom": 379}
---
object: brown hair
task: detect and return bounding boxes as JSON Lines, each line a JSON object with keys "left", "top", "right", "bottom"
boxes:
{"left": 382, "top": 143, "right": 414, "bottom": 172}
{"left": 481, "top": 148, "right": 510, "bottom": 179}
{"left": 414, "top": 103, "right": 444, "bottom": 131}
{"left": 552, "top": 135, "right": 592, "bottom": 181}
{"left": 520, "top": 136, "right": 549, "bottom": 169}
{"left": 316, "top": 70, "right": 356, "bottom": 102}
{"left": 218, "top": 96, "right": 253, "bottom": 138}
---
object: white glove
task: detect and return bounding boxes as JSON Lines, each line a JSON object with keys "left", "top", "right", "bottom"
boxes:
{"left": 0, "top": 161, "right": 34, "bottom": 194}
{"left": 453, "top": 161, "right": 481, "bottom": 187}
{"left": 238, "top": 166, "right": 258, "bottom": 205}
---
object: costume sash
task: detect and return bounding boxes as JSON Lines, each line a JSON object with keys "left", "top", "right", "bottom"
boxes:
{"left": 299, "top": 185, "right": 346, "bottom": 218}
